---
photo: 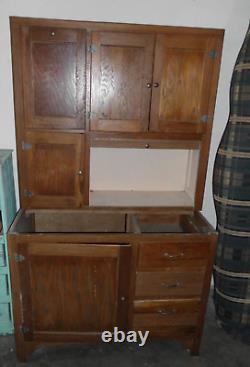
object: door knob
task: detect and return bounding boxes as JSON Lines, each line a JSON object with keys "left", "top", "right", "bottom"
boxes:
{"left": 146, "top": 83, "right": 152, "bottom": 88}
{"left": 153, "top": 82, "right": 160, "bottom": 88}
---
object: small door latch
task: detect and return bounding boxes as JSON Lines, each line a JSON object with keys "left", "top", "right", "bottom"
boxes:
{"left": 14, "top": 254, "right": 26, "bottom": 263}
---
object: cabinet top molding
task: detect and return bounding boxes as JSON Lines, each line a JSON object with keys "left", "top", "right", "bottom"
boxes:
{"left": 10, "top": 16, "right": 224, "bottom": 36}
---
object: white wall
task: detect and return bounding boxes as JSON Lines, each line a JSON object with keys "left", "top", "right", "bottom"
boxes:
{"left": 0, "top": 0, "right": 249, "bottom": 225}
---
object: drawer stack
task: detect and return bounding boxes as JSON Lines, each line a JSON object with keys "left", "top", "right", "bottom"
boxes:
{"left": 0, "top": 150, "right": 16, "bottom": 334}
{"left": 133, "top": 239, "right": 214, "bottom": 351}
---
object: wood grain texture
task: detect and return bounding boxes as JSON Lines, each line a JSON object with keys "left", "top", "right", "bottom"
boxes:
{"left": 16, "top": 242, "right": 130, "bottom": 335}
{"left": 22, "top": 26, "right": 86, "bottom": 129}
{"left": 8, "top": 209, "right": 217, "bottom": 361}
{"left": 135, "top": 268, "right": 205, "bottom": 298}
{"left": 90, "top": 32, "right": 154, "bottom": 132}
{"left": 133, "top": 299, "right": 200, "bottom": 330}
{"left": 23, "top": 131, "right": 83, "bottom": 208}
{"left": 138, "top": 241, "right": 209, "bottom": 269}
{"left": 150, "top": 34, "right": 219, "bottom": 134}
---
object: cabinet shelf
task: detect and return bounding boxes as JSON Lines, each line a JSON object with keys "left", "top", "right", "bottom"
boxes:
{"left": 90, "top": 190, "right": 193, "bottom": 207}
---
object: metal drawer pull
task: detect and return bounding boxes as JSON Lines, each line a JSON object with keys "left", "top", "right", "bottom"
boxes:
{"left": 161, "top": 281, "right": 181, "bottom": 288}
{"left": 157, "top": 308, "right": 176, "bottom": 316}
{"left": 163, "top": 252, "right": 184, "bottom": 259}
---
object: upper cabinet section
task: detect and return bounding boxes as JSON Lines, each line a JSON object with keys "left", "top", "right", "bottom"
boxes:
{"left": 11, "top": 18, "right": 223, "bottom": 137}
{"left": 21, "top": 26, "right": 86, "bottom": 130}
{"left": 90, "top": 32, "right": 154, "bottom": 132}
{"left": 149, "top": 34, "right": 220, "bottom": 133}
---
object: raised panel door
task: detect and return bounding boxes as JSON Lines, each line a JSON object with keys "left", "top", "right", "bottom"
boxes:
{"left": 90, "top": 32, "right": 154, "bottom": 132}
{"left": 21, "top": 26, "right": 86, "bottom": 129}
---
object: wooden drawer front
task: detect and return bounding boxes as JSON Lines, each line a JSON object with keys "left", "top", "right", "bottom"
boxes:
{"left": 135, "top": 268, "right": 205, "bottom": 298}
{"left": 138, "top": 242, "right": 208, "bottom": 269}
{"left": 133, "top": 299, "right": 200, "bottom": 330}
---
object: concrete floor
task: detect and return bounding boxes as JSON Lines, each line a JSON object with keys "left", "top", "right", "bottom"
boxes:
{"left": 1, "top": 293, "right": 250, "bottom": 367}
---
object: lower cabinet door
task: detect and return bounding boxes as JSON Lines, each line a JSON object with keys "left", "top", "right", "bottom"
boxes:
{"left": 15, "top": 242, "right": 131, "bottom": 341}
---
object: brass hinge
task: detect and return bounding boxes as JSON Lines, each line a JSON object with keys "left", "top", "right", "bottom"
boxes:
{"left": 208, "top": 50, "right": 217, "bottom": 59}
{"left": 24, "top": 190, "right": 33, "bottom": 198}
{"left": 88, "top": 44, "right": 97, "bottom": 53}
{"left": 21, "top": 141, "right": 32, "bottom": 151}
{"left": 14, "top": 253, "right": 25, "bottom": 263}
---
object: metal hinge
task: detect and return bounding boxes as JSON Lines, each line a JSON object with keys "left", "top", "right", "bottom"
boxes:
{"left": 14, "top": 253, "right": 26, "bottom": 263}
{"left": 87, "top": 111, "right": 96, "bottom": 119}
{"left": 24, "top": 190, "right": 33, "bottom": 198}
{"left": 20, "top": 325, "right": 30, "bottom": 334}
{"left": 208, "top": 50, "right": 217, "bottom": 59}
{"left": 21, "top": 141, "right": 32, "bottom": 151}
{"left": 88, "top": 44, "right": 97, "bottom": 53}
{"left": 201, "top": 115, "right": 209, "bottom": 122}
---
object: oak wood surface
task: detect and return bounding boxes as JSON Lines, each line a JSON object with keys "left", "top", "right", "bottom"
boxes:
{"left": 21, "top": 26, "right": 86, "bottom": 130}
{"left": 90, "top": 32, "right": 154, "bottom": 132}
{"left": 9, "top": 15, "right": 223, "bottom": 361}
{"left": 22, "top": 131, "right": 83, "bottom": 208}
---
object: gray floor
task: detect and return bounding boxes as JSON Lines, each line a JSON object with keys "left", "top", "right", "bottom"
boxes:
{"left": 1, "top": 293, "right": 250, "bottom": 367}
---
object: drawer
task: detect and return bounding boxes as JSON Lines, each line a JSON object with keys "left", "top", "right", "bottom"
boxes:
{"left": 0, "top": 303, "right": 12, "bottom": 325}
{"left": 0, "top": 243, "right": 6, "bottom": 267}
{"left": 135, "top": 268, "right": 205, "bottom": 298}
{"left": 133, "top": 299, "right": 200, "bottom": 331}
{"left": 0, "top": 274, "right": 9, "bottom": 298}
{"left": 138, "top": 242, "right": 208, "bottom": 269}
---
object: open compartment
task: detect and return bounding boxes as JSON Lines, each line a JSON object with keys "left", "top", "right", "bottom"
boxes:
{"left": 10, "top": 209, "right": 213, "bottom": 235}
{"left": 89, "top": 147, "right": 200, "bottom": 207}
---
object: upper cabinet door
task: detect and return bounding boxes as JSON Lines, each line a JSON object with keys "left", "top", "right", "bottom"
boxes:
{"left": 21, "top": 131, "right": 83, "bottom": 208}
{"left": 22, "top": 26, "right": 86, "bottom": 130}
{"left": 149, "top": 34, "right": 219, "bottom": 133}
{"left": 90, "top": 32, "right": 154, "bottom": 132}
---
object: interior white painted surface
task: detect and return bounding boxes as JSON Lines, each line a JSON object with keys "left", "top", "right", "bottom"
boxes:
{"left": 0, "top": 0, "right": 249, "bottom": 225}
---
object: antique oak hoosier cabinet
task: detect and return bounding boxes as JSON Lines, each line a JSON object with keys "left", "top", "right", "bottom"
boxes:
{"left": 8, "top": 16, "right": 224, "bottom": 361}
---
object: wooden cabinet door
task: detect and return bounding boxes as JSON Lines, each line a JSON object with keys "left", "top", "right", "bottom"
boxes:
{"left": 21, "top": 26, "right": 86, "bottom": 130}
{"left": 16, "top": 242, "right": 131, "bottom": 340}
{"left": 149, "top": 34, "right": 219, "bottom": 133}
{"left": 21, "top": 132, "right": 83, "bottom": 208}
{"left": 90, "top": 32, "right": 154, "bottom": 132}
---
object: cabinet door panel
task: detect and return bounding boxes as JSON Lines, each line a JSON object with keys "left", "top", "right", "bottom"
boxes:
{"left": 150, "top": 34, "right": 218, "bottom": 133}
{"left": 16, "top": 242, "right": 130, "bottom": 338}
{"left": 90, "top": 32, "right": 154, "bottom": 132}
{"left": 21, "top": 132, "right": 83, "bottom": 208}
{"left": 22, "top": 26, "right": 86, "bottom": 129}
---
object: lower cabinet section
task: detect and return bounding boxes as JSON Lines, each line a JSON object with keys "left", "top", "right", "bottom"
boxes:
{"left": 8, "top": 209, "right": 217, "bottom": 361}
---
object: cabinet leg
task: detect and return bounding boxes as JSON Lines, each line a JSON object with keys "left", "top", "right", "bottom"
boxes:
{"left": 189, "top": 337, "right": 201, "bottom": 356}
{"left": 15, "top": 340, "right": 36, "bottom": 363}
